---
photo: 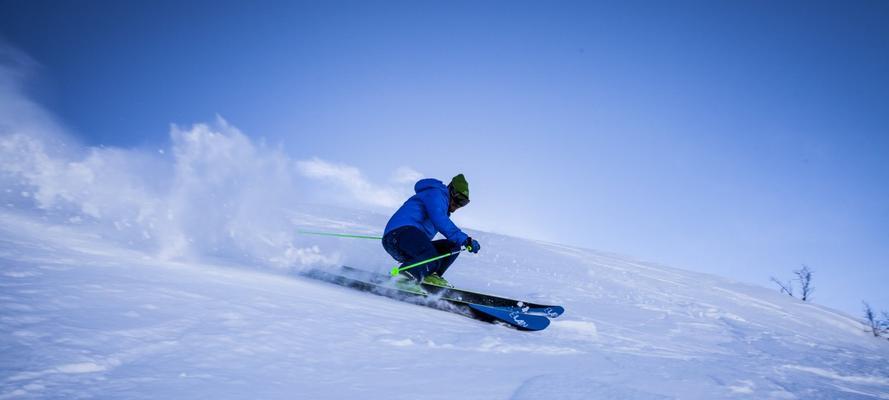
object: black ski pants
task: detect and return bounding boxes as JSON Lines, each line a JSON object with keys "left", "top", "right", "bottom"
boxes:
{"left": 381, "top": 226, "right": 460, "bottom": 281}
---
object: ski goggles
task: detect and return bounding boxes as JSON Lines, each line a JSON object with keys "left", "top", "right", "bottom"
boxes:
{"left": 451, "top": 191, "right": 470, "bottom": 208}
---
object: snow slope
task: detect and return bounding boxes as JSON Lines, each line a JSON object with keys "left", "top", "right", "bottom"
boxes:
{"left": 2, "top": 205, "right": 888, "bottom": 400}
{"left": 0, "top": 111, "right": 886, "bottom": 398}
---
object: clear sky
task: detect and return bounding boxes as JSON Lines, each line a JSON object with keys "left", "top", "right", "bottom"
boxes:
{"left": 1, "top": 0, "right": 887, "bottom": 315}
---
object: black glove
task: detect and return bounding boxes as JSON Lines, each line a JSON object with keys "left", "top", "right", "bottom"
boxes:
{"left": 464, "top": 237, "right": 480, "bottom": 254}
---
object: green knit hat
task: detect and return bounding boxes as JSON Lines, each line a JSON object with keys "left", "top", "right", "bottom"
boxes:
{"left": 449, "top": 174, "right": 469, "bottom": 198}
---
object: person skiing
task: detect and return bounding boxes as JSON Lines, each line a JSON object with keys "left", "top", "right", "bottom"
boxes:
{"left": 382, "top": 173, "right": 480, "bottom": 288}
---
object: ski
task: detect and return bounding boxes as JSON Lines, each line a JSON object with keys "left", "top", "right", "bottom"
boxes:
{"left": 303, "top": 267, "right": 551, "bottom": 331}
{"left": 339, "top": 266, "right": 565, "bottom": 318}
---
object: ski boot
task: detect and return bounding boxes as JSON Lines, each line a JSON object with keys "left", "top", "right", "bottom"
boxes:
{"left": 393, "top": 272, "right": 427, "bottom": 294}
{"left": 422, "top": 273, "right": 453, "bottom": 288}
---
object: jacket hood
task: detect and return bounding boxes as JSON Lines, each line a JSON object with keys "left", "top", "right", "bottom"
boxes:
{"left": 414, "top": 178, "right": 447, "bottom": 194}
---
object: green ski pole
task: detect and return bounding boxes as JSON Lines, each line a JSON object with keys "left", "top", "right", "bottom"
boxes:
{"left": 389, "top": 248, "right": 466, "bottom": 277}
{"left": 297, "top": 229, "right": 473, "bottom": 277}
{"left": 297, "top": 230, "right": 382, "bottom": 240}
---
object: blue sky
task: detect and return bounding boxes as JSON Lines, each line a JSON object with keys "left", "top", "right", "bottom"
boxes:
{"left": 1, "top": 0, "right": 887, "bottom": 315}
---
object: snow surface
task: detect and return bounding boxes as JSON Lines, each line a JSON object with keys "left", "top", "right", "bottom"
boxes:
{"left": 2, "top": 206, "right": 888, "bottom": 399}
{"left": 1, "top": 120, "right": 887, "bottom": 399}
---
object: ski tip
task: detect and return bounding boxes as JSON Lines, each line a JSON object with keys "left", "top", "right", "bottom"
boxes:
{"left": 468, "top": 303, "right": 551, "bottom": 331}
{"left": 542, "top": 306, "right": 565, "bottom": 318}
{"left": 497, "top": 305, "right": 565, "bottom": 318}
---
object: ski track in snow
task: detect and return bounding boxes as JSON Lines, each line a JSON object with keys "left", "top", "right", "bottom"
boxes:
{"left": 1, "top": 209, "right": 889, "bottom": 399}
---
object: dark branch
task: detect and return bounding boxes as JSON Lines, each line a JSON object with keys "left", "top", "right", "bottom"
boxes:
{"left": 770, "top": 276, "right": 794, "bottom": 297}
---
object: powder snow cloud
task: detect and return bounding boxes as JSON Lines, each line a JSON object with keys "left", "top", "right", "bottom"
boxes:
{"left": 0, "top": 44, "right": 420, "bottom": 269}
{"left": 296, "top": 158, "right": 419, "bottom": 209}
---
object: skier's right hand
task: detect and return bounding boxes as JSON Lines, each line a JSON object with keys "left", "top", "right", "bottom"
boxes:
{"left": 464, "top": 237, "right": 480, "bottom": 254}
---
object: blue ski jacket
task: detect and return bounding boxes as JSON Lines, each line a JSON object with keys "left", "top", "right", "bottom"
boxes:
{"left": 384, "top": 179, "right": 469, "bottom": 245}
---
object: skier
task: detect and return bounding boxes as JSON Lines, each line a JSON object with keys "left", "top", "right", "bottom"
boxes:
{"left": 382, "top": 174, "right": 480, "bottom": 288}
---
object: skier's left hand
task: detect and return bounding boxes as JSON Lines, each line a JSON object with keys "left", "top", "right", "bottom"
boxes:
{"left": 464, "top": 237, "right": 480, "bottom": 254}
